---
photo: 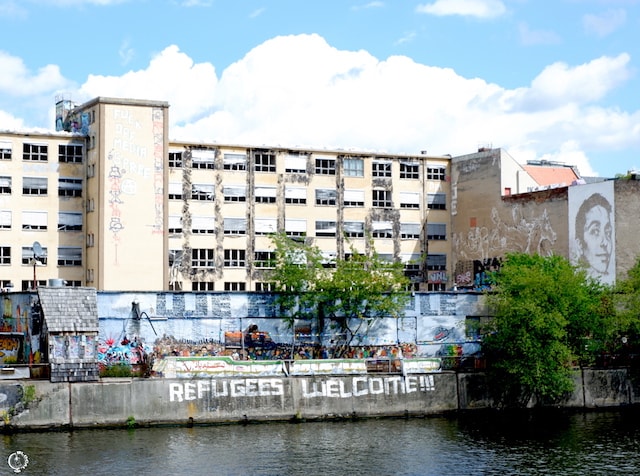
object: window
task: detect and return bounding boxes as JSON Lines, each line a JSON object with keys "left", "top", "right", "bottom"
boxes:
{"left": 192, "top": 248, "right": 214, "bottom": 269}
{"left": 315, "top": 189, "right": 336, "bottom": 206}
{"left": 58, "top": 212, "right": 82, "bottom": 231}
{"left": 399, "top": 191, "right": 420, "bottom": 209}
{"left": 343, "top": 189, "right": 365, "bottom": 207}
{"left": 285, "top": 219, "right": 306, "bottom": 237}
{"left": 285, "top": 187, "right": 306, "bottom": 204}
{"left": 23, "top": 177, "right": 47, "bottom": 195}
{"left": 255, "top": 282, "right": 275, "bottom": 292}
{"left": 0, "top": 246, "right": 10, "bottom": 265}
{"left": 168, "top": 182, "right": 183, "bottom": 200}
{"left": 0, "top": 141, "right": 11, "bottom": 160}
{"left": 255, "top": 186, "right": 276, "bottom": 203}
{"left": 58, "top": 177, "right": 82, "bottom": 197}
{"left": 402, "top": 254, "right": 422, "bottom": 278}
{"left": 255, "top": 218, "right": 277, "bottom": 235}
{"left": 22, "top": 246, "right": 47, "bottom": 265}
{"left": 0, "top": 210, "right": 11, "bottom": 230}
{"left": 427, "top": 254, "right": 447, "bottom": 271}
{"left": 22, "top": 280, "right": 46, "bottom": 291}
{"left": 400, "top": 223, "right": 420, "bottom": 239}
{"left": 191, "top": 216, "right": 215, "bottom": 234}
{"left": 169, "top": 249, "right": 184, "bottom": 268}
{"left": 87, "top": 233, "right": 95, "bottom": 247}
{"left": 224, "top": 282, "right": 246, "bottom": 291}
{"left": 223, "top": 185, "right": 246, "bottom": 202}
{"left": 191, "top": 183, "right": 215, "bottom": 201}
{"left": 321, "top": 251, "right": 337, "bottom": 268}
{"left": 22, "top": 211, "right": 47, "bottom": 230}
{"left": 315, "top": 220, "right": 336, "bottom": 237}
{"left": 400, "top": 162, "right": 419, "bottom": 179}
{"left": 343, "top": 158, "right": 364, "bottom": 177}
{"left": 191, "top": 149, "right": 216, "bottom": 169}
{"left": 192, "top": 282, "right": 214, "bottom": 291}
{"left": 254, "top": 151, "right": 276, "bottom": 172}
{"left": 58, "top": 144, "right": 83, "bottom": 163}
{"left": 372, "top": 161, "right": 392, "bottom": 177}
{"left": 168, "top": 215, "right": 182, "bottom": 235}
{"left": 427, "top": 223, "right": 447, "bottom": 240}
{"left": 285, "top": 153, "right": 307, "bottom": 173}
{"left": 0, "top": 176, "right": 10, "bottom": 194}
{"left": 169, "top": 151, "right": 183, "bottom": 168}
{"left": 344, "top": 221, "right": 364, "bottom": 238}
{"left": 372, "top": 189, "right": 392, "bottom": 208}
{"left": 372, "top": 221, "right": 393, "bottom": 238}
{"left": 254, "top": 251, "right": 276, "bottom": 268}
{"left": 427, "top": 193, "right": 447, "bottom": 210}
{"left": 315, "top": 156, "right": 336, "bottom": 175}
{"left": 65, "top": 281, "right": 82, "bottom": 287}
{"left": 23, "top": 143, "right": 47, "bottom": 161}
{"left": 223, "top": 153, "right": 247, "bottom": 171}
{"left": 58, "top": 247, "right": 82, "bottom": 266}
{"left": 224, "top": 217, "right": 246, "bottom": 235}
{"left": 224, "top": 249, "right": 246, "bottom": 267}
{"left": 427, "top": 167, "right": 446, "bottom": 180}
{"left": 428, "top": 283, "right": 446, "bottom": 292}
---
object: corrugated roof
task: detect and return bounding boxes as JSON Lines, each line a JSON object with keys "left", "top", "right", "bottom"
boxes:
{"left": 523, "top": 165, "right": 579, "bottom": 187}
{"left": 38, "top": 286, "right": 99, "bottom": 333}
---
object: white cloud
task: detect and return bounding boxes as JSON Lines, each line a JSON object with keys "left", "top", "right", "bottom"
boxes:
{"left": 119, "top": 39, "right": 135, "bottom": 66}
{"left": 0, "top": 50, "right": 71, "bottom": 96}
{"left": 249, "top": 7, "right": 266, "bottom": 18}
{"left": 351, "top": 2, "right": 384, "bottom": 11}
{"left": 79, "top": 45, "right": 218, "bottom": 124}
{"left": 1, "top": 33, "right": 639, "bottom": 178}
{"left": 583, "top": 9, "right": 626, "bottom": 37}
{"left": 416, "top": 0, "right": 506, "bottom": 19}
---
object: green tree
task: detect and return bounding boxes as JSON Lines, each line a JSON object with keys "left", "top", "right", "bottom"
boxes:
{"left": 267, "top": 233, "right": 410, "bottom": 357}
{"left": 612, "top": 257, "right": 640, "bottom": 359}
{"left": 483, "top": 253, "right": 609, "bottom": 407}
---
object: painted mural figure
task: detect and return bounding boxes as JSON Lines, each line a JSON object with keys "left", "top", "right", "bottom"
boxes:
{"left": 573, "top": 193, "right": 613, "bottom": 281}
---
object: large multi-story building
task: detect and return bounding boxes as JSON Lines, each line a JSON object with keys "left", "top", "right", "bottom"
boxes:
{"left": 0, "top": 96, "right": 452, "bottom": 292}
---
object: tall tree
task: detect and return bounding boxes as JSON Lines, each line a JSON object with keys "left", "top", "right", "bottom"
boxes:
{"left": 267, "top": 234, "right": 410, "bottom": 357}
{"left": 483, "top": 253, "right": 609, "bottom": 407}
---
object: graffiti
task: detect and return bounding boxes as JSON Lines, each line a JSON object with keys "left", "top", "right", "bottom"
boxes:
{"left": 168, "top": 375, "right": 436, "bottom": 402}
{"left": 98, "top": 335, "right": 150, "bottom": 367}
{"left": 152, "top": 107, "right": 164, "bottom": 234}
{"left": 169, "top": 378, "right": 284, "bottom": 402}
{"left": 301, "top": 375, "right": 435, "bottom": 398}
{"left": 0, "top": 334, "right": 21, "bottom": 362}
{"left": 454, "top": 257, "right": 502, "bottom": 289}
{"left": 453, "top": 206, "right": 557, "bottom": 262}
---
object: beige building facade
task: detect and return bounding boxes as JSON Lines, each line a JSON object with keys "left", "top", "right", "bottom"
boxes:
{"left": 0, "top": 97, "right": 452, "bottom": 292}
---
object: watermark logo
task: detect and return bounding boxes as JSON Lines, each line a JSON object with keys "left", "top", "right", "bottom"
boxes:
{"left": 7, "top": 451, "right": 29, "bottom": 473}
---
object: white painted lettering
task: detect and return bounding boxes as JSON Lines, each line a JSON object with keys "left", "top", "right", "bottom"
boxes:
{"left": 197, "top": 380, "right": 210, "bottom": 399}
{"left": 184, "top": 382, "right": 197, "bottom": 401}
{"left": 406, "top": 376, "right": 418, "bottom": 393}
{"left": 369, "top": 378, "right": 384, "bottom": 395}
{"left": 169, "top": 383, "right": 183, "bottom": 402}
{"left": 352, "top": 377, "right": 369, "bottom": 397}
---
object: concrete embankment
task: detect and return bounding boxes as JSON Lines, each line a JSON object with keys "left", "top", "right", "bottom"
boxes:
{"left": 3, "top": 368, "right": 638, "bottom": 431}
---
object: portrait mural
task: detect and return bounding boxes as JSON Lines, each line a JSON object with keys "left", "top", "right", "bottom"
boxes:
{"left": 569, "top": 181, "right": 615, "bottom": 285}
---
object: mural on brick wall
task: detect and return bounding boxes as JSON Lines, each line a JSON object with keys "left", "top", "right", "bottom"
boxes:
{"left": 569, "top": 181, "right": 615, "bottom": 285}
{"left": 96, "top": 292, "right": 486, "bottom": 369}
{"left": 452, "top": 205, "right": 557, "bottom": 289}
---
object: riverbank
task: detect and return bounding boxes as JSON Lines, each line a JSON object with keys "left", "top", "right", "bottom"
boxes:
{"left": 2, "top": 366, "right": 638, "bottom": 432}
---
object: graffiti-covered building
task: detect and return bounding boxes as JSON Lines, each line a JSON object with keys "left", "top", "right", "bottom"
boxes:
{"left": 451, "top": 147, "right": 640, "bottom": 287}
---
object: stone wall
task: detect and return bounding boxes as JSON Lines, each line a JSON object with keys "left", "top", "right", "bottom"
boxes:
{"left": 3, "top": 369, "right": 638, "bottom": 431}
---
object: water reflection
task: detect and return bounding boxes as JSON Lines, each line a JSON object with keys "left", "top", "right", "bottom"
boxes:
{"left": 2, "top": 409, "right": 639, "bottom": 475}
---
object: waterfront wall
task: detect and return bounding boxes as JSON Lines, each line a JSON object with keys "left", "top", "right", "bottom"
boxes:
{"left": 3, "top": 368, "right": 639, "bottom": 430}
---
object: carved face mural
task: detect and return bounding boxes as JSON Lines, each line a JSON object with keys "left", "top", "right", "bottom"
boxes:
{"left": 569, "top": 182, "right": 615, "bottom": 285}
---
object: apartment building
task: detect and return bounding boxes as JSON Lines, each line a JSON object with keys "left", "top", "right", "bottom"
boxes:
{"left": 0, "top": 96, "right": 452, "bottom": 292}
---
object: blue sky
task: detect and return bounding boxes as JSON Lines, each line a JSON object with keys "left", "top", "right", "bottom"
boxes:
{"left": 1, "top": 0, "right": 639, "bottom": 177}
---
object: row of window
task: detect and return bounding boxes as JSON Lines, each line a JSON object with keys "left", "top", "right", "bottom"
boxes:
{"left": 170, "top": 151, "right": 447, "bottom": 180}
{"left": 168, "top": 218, "right": 440, "bottom": 240}
{"left": 0, "top": 245, "right": 82, "bottom": 266}
{"left": 0, "top": 176, "right": 82, "bottom": 197}
{"left": 170, "top": 249, "right": 446, "bottom": 271}
{"left": 0, "top": 211, "right": 82, "bottom": 231}
{"left": 0, "top": 143, "right": 83, "bottom": 163}
{"left": 170, "top": 184, "right": 447, "bottom": 210}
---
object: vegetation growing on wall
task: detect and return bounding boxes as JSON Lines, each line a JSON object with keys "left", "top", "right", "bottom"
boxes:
{"left": 482, "top": 253, "right": 614, "bottom": 408}
{"left": 267, "top": 233, "right": 410, "bottom": 358}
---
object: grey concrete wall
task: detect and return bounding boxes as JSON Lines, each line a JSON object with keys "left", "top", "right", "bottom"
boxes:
{"left": 4, "top": 369, "right": 637, "bottom": 431}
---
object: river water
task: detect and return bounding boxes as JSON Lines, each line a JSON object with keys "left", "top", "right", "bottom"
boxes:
{"left": 2, "top": 409, "right": 639, "bottom": 475}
